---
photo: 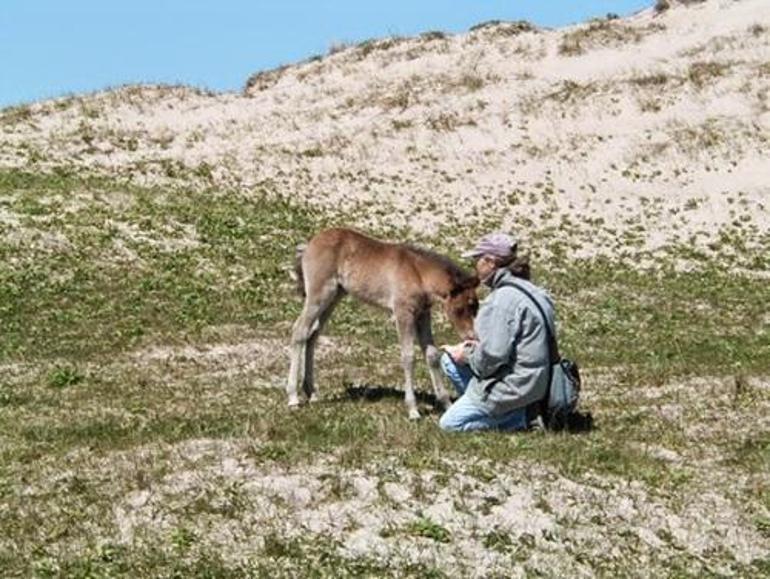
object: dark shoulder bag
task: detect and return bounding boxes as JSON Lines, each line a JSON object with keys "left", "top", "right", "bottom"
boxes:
{"left": 504, "top": 282, "right": 582, "bottom": 431}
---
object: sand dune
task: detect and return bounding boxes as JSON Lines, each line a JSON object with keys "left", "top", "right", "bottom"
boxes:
{"left": 1, "top": 0, "right": 768, "bottom": 256}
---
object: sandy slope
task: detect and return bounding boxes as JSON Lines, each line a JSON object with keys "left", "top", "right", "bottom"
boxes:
{"left": 0, "top": 0, "right": 768, "bottom": 256}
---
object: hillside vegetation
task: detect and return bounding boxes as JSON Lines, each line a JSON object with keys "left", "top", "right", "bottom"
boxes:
{"left": 0, "top": 0, "right": 768, "bottom": 576}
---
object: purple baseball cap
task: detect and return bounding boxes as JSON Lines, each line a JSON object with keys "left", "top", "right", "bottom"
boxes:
{"left": 462, "top": 232, "right": 517, "bottom": 260}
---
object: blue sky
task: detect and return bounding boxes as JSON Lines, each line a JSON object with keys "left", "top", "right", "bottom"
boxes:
{"left": 1, "top": 1, "right": 651, "bottom": 108}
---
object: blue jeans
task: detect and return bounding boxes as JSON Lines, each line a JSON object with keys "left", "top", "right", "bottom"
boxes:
{"left": 439, "top": 353, "right": 527, "bottom": 432}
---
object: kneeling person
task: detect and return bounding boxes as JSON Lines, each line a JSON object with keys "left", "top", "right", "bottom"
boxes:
{"left": 439, "top": 232, "right": 557, "bottom": 432}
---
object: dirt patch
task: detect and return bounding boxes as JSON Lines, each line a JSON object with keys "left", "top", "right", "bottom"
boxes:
{"left": 87, "top": 438, "right": 770, "bottom": 575}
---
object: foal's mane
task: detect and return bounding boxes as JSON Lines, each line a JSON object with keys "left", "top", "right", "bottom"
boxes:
{"left": 403, "top": 244, "right": 475, "bottom": 288}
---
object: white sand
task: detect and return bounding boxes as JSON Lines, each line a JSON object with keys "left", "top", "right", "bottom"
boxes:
{"left": 0, "top": 0, "right": 768, "bottom": 256}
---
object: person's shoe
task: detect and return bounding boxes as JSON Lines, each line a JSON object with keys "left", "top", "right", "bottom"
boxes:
{"left": 528, "top": 414, "right": 546, "bottom": 433}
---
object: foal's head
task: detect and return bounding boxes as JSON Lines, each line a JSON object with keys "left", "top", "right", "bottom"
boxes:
{"left": 445, "top": 278, "right": 480, "bottom": 340}
{"left": 406, "top": 244, "right": 480, "bottom": 339}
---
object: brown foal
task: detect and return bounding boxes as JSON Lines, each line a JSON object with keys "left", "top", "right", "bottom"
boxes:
{"left": 287, "top": 228, "right": 479, "bottom": 419}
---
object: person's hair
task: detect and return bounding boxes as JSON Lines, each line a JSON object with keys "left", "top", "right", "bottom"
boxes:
{"left": 495, "top": 253, "right": 531, "bottom": 280}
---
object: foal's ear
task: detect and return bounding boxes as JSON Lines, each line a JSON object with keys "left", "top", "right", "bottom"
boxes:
{"left": 458, "top": 276, "right": 480, "bottom": 291}
{"left": 449, "top": 276, "right": 480, "bottom": 297}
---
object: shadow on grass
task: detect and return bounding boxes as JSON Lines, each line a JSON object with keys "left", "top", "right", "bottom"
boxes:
{"left": 341, "top": 383, "right": 596, "bottom": 432}
{"left": 341, "top": 383, "right": 444, "bottom": 411}
{"left": 561, "top": 411, "right": 595, "bottom": 434}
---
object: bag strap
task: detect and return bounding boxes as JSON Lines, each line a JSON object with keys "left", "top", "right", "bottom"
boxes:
{"left": 498, "top": 281, "right": 559, "bottom": 421}
{"left": 502, "top": 282, "right": 559, "bottom": 361}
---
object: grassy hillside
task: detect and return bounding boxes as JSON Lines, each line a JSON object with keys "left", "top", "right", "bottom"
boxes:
{"left": 1, "top": 0, "right": 769, "bottom": 575}
{"left": 1, "top": 1, "right": 768, "bottom": 259}
{"left": 0, "top": 169, "right": 768, "bottom": 576}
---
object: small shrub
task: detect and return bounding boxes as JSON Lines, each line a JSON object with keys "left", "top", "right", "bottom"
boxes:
{"left": 151, "top": 132, "right": 174, "bottom": 150}
{"left": 356, "top": 38, "right": 402, "bottom": 59}
{"left": 469, "top": 20, "right": 534, "bottom": 36}
{"left": 170, "top": 527, "right": 197, "bottom": 551}
{"left": 687, "top": 61, "right": 729, "bottom": 89}
{"left": 470, "top": 19, "right": 503, "bottom": 32}
{"left": 0, "top": 104, "right": 34, "bottom": 126}
{"left": 244, "top": 66, "right": 288, "bottom": 94}
{"left": 749, "top": 24, "right": 766, "bottom": 37}
{"left": 80, "top": 103, "right": 101, "bottom": 120}
{"left": 0, "top": 384, "right": 22, "bottom": 407}
{"left": 193, "top": 162, "right": 214, "bottom": 180}
{"left": 262, "top": 533, "right": 303, "bottom": 559}
{"left": 559, "top": 19, "right": 641, "bottom": 56}
{"left": 328, "top": 41, "right": 351, "bottom": 55}
{"left": 630, "top": 72, "right": 671, "bottom": 87}
{"left": 48, "top": 365, "right": 84, "bottom": 389}
{"left": 544, "top": 80, "right": 596, "bottom": 104}
{"left": 78, "top": 121, "right": 95, "bottom": 148}
{"left": 756, "top": 516, "right": 770, "bottom": 539}
{"left": 299, "top": 146, "right": 324, "bottom": 158}
{"left": 639, "top": 98, "right": 662, "bottom": 113}
{"left": 391, "top": 119, "right": 413, "bottom": 131}
{"left": 406, "top": 517, "right": 451, "bottom": 543}
{"left": 381, "top": 87, "right": 413, "bottom": 111}
{"left": 420, "top": 30, "right": 447, "bottom": 41}
{"left": 483, "top": 529, "right": 516, "bottom": 553}
{"left": 117, "top": 134, "right": 139, "bottom": 152}
{"left": 655, "top": 0, "right": 671, "bottom": 13}
{"left": 672, "top": 121, "right": 724, "bottom": 154}
{"left": 158, "top": 158, "right": 186, "bottom": 178}
{"left": 458, "top": 74, "right": 484, "bottom": 92}
{"left": 426, "top": 113, "right": 458, "bottom": 132}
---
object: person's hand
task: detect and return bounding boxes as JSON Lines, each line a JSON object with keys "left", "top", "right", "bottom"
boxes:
{"left": 456, "top": 340, "right": 478, "bottom": 364}
{"left": 441, "top": 341, "right": 475, "bottom": 364}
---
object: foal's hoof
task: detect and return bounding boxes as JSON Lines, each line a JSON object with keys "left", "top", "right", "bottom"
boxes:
{"left": 408, "top": 408, "right": 422, "bottom": 421}
{"left": 288, "top": 397, "right": 301, "bottom": 409}
{"left": 437, "top": 397, "right": 452, "bottom": 411}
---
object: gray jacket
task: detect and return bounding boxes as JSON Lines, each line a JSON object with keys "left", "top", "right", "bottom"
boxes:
{"left": 462, "top": 268, "right": 556, "bottom": 416}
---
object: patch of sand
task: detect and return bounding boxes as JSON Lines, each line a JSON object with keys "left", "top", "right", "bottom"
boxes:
{"left": 1, "top": 0, "right": 768, "bottom": 258}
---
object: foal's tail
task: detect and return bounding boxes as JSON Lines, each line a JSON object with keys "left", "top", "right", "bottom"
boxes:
{"left": 291, "top": 244, "right": 307, "bottom": 297}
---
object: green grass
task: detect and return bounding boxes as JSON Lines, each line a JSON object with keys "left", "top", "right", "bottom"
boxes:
{"left": 545, "top": 258, "right": 770, "bottom": 382}
{"left": 0, "top": 168, "right": 768, "bottom": 576}
{"left": 27, "top": 535, "right": 448, "bottom": 579}
{"left": 46, "top": 365, "right": 85, "bottom": 389}
{"left": 2, "top": 169, "right": 768, "bottom": 379}
{"left": 404, "top": 517, "right": 452, "bottom": 543}
{"left": 0, "top": 169, "right": 319, "bottom": 360}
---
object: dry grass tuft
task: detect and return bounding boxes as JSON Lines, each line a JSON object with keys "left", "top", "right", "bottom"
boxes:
{"left": 687, "top": 60, "right": 731, "bottom": 89}
{"left": 354, "top": 37, "right": 406, "bottom": 60}
{"left": 469, "top": 20, "right": 535, "bottom": 37}
{"left": 559, "top": 19, "right": 643, "bottom": 56}
{"left": 0, "top": 104, "right": 35, "bottom": 126}
{"left": 244, "top": 66, "right": 289, "bottom": 94}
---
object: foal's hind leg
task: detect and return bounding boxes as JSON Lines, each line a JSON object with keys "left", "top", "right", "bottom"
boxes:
{"left": 287, "top": 281, "right": 340, "bottom": 407}
{"left": 416, "top": 311, "right": 452, "bottom": 411}
{"left": 302, "top": 290, "right": 344, "bottom": 402}
{"left": 395, "top": 308, "right": 421, "bottom": 420}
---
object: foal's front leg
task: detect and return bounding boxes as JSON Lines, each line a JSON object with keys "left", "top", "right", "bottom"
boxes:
{"left": 395, "top": 312, "right": 421, "bottom": 420}
{"left": 416, "top": 312, "right": 452, "bottom": 411}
